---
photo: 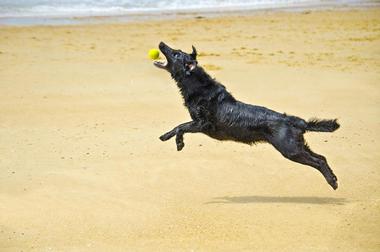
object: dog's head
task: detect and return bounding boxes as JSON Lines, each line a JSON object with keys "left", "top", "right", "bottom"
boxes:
{"left": 154, "top": 41, "right": 198, "bottom": 77}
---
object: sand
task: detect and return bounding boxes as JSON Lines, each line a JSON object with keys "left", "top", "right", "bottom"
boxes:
{"left": 0, "top": 8, "right": 380, "bottom": 251}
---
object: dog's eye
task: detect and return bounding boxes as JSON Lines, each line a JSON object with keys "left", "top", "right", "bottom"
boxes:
{"left": 173, "top": 52, "right": 180, "bottom": 58}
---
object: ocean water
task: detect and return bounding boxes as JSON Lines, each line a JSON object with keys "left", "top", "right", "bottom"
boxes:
{"left": 0, "top": 0, "right": 377, "bottom": 25}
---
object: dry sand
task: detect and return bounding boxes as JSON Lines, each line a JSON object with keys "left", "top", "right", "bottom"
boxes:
{"left": 0, "top": 8, "right": 380, "bottom": 251}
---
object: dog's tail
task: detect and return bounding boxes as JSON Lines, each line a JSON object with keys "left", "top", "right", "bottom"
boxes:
{"left": 306, "top": 118, "right": 340, "bottom": 132}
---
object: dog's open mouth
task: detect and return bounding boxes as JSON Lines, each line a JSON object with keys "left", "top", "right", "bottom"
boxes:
{"left": 153, "top": 59, "right": 167, "bottom": 69}
{"left": 153, "top": 49, "right": 167, "bottom": 69}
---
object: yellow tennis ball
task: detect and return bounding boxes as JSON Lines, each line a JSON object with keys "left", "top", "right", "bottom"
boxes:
{"left": 148, "top": 49, "right": 159, "bottom": 60}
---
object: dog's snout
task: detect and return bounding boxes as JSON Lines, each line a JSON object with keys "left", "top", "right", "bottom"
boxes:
{"left": 159, "top": 42, "right": 174, "bottom": 54}
{"left": 159, "top": 41, "right": 167, "bottom": 50}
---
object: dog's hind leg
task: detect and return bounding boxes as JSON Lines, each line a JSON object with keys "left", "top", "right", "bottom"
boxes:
{"left": 268, "top": 126, "right": 338, "bottom": 190}
{"left": 159, "top": 121, "right": 202, "bottom": 151}
{"left": 303, "top": 144, "right": 338, "bottom": 189}
{"left": 284, "top": 147, "right": 338, "bottom": 190}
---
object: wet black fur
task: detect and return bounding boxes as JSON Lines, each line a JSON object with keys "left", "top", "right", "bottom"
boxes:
{"left": 155, "top": 42, "right": 340, "bottom": 190}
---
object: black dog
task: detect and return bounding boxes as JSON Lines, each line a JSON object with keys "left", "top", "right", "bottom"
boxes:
{"left": 154, "top": 42, "right": 340, "bottom": 190}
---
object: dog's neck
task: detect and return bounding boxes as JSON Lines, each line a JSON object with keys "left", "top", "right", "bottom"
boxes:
{"left": 171, "top": 66, "right": 214, "bottom": 101}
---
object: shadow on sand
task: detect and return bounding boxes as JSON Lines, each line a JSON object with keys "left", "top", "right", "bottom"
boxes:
{"left": 206, "top": 196, "right": 347, "bottom": 205}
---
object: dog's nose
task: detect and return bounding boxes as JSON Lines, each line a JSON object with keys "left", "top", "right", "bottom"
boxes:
{"left": 159, "top": 41, "right": 166, "bottom": 49}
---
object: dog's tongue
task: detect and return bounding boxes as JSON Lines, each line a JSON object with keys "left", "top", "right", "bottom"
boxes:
{"left": 185, "top": 62, "right": 196, "bottom": 71}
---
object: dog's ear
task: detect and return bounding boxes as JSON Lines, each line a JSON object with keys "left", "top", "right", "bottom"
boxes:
{"left": 190, "top": 45, "right": 197, "bottom": 60}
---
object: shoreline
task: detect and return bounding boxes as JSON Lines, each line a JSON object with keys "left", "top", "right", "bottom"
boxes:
{"left": 0, "top": 1, "right": 379, "bottom": 26}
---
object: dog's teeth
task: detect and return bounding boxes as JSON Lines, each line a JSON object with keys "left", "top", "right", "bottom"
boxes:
{"left": 153, "top": 60, "right": 167, "bottom": 69}
{"left": 154, "top": 61, "right": 165, "bottom": 65}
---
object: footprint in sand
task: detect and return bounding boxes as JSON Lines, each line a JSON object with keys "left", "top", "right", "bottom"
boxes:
{"left": 203, "top": 64, "right": 222, "bottom": 71}
{"left": 232, "top": 47, "right": 263, "bottom": 57}
{"left": 348, "top": 36, "right": 378, "bottom": 42}
{"left": 198, "top": 52, "right": 221, "bottom": 57}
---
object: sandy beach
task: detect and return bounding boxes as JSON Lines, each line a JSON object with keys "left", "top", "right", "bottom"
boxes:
{"left": 0, "top": 8, "right": 380, "bottom": 251}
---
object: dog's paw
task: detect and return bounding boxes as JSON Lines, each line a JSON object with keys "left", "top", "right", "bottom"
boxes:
{"left": 176, "top": 142, "right": 185, "bottom": 151}
{"left": 159, "top": 134, "right": 171, "bottom": 141}
{"left": 327, "top": 176, "right": 338, "bottom": 190}
{"left": 329, "top": 181, "right": 338, "bottom": 190}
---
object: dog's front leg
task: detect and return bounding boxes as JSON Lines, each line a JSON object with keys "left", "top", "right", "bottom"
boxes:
{"left": 159, "top": 121, "right": 201, "bottom": 151}
{"left": 159, "top": 121, "right": 197, "bottom": 141}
